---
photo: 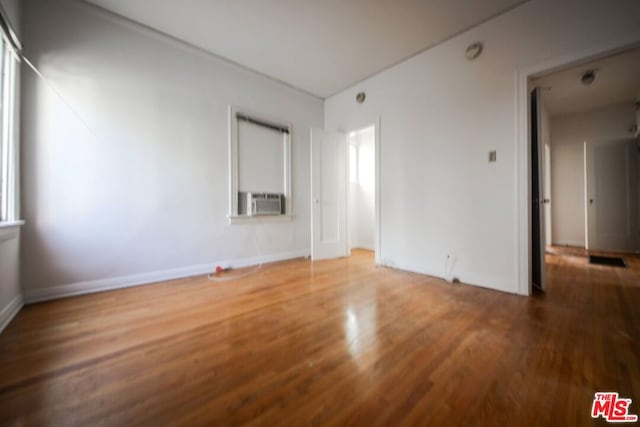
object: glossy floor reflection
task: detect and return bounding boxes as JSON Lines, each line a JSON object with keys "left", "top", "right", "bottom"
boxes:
{"left": 0, "top": 248, "right": 638, "bottom": 425}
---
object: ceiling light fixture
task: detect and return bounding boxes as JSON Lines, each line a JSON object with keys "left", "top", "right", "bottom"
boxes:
{"left": 356, "top": 92, "right": 366, "bottom": 104}
{"left": 581, "top": 70, "right": 596, "bottom": 86}
{"left": 465, "top": 42, "right": 483, "bottom": 61}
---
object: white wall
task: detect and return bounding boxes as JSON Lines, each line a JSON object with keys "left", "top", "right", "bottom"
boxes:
{"left": 0, "top": 227, "right": 21, "bottom": 332}
{"left": 348, "top": 127, "right": 375, "bottom": 251}
{"left": 20, "top": 0, "right": 323, "bottom": 301}
{"left": 0, "top": 0, "right": 22, "bottom": 333}
{"left": 550, "top": 103, "right": 636, "bottom": 247}
{"left": 325, "top": 0, "right": 640, "bottom": 294}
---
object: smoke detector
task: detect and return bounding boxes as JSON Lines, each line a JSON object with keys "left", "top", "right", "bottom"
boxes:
{"left": 465, "top": 43, "right": 483, "bottom": 61}
{"left": 581, "top": 70, "right": 596, "bottom": 86}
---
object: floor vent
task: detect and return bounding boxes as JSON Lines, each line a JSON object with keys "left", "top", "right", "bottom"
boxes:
{"left": 589, "top": 255, "right": 626, "bottom": 268}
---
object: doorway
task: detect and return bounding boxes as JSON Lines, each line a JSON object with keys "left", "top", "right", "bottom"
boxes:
{"left": 310, "top": 122, "right": 380, "bottom": 263}
{"left": 348, "top": 126, "right": 376, "bottom": 256}
{"left": 522, "top": 44, "right": 640, "bottom": 295}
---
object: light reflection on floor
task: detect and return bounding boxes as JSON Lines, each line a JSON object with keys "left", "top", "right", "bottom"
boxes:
{"left": 545, "top": 245, "right": 589, "bottom": 266}
{"left": 344, "top": 301, "right": 377, "bottom": 365}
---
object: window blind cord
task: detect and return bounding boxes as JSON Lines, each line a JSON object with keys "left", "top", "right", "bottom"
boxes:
{"left": 444, "top": 254, "right": 456, "bottom": 283}
{"left": 0, "top": 4, "right": 21, "bottom": 54}
{"left": 207, "top": 216, "right": 264, "bottom": 282}
{"left": 23, "top": 54, "right": 265, "bottom": 283}
{"left": 22, "top": 55, "right": 104, "bottom": 143}
{"left": 444, "top": 255, "right": 450, "bottom": 282}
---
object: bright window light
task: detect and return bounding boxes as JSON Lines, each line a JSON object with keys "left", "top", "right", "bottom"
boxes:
{"left": 349, "top": 145, "right": 358, "bottom": 183}
{"left": 0, "top": 37, "right": 17, "bottom": 223}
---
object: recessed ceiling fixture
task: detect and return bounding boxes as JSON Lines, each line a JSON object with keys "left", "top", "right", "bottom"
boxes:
{"left": 581, "top": 70, "right": 596, "bottom": 86}
{"left": 356, "top": 92, "right": 366, "bottom": 104}
{"left": 465, "top": 42, "right": 483, "bottom": 61}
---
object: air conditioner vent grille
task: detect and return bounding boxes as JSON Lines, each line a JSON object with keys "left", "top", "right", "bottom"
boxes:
{"left": 238, "top": 192, "right": 285, "bottom": 216}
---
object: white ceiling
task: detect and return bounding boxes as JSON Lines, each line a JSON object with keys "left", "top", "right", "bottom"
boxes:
{"left": 84, "top": 0, "right": 527, "bottom": 98}
{"left": 535, "top": 48, "right": 640, "bottom": 116}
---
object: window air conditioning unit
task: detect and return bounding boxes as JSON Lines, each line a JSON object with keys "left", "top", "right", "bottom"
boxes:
{"left": 238, "top": 192, "right": 285, "bottom": 216}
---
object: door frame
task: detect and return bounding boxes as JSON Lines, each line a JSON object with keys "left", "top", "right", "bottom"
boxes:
{"left": 543, "top": 142, "right": 552, "bottom": 246}
{"left": 515, "top": 35, "right": 640, "bottom": 296}
{"left": 343, "top": 117, "right": 382, "bottom": 265}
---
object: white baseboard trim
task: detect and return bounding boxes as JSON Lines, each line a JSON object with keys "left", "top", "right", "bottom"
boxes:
{"left": 380, "top": 259, "right": 518, "bottom": 296}
{"left": 0, "top": 294, "right": 23, "bottom": 334}
{"left": 552, "top": 240, "right": 585, "bottom": 248}
{"left": 24, "top": 248, "right": 310, "bottom": 304}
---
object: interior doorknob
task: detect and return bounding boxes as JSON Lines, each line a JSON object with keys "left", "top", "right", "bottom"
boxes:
{"left": 589, "top": 198, "right": 595, "bottom": 205}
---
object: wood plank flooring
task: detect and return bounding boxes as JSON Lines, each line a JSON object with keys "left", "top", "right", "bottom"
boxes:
{"left": 0, "top": 248, "right": 638, "bottom": 426}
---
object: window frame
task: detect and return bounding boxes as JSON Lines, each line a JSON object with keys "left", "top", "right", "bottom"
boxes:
{"left": 0, "top": 37, "right": 6, "bottom": 222}
{"left": 0, "top": 35, "right": 19, "bottom": 225}
{"left": 227, "top": 105, "right": 292, "bottom": 224}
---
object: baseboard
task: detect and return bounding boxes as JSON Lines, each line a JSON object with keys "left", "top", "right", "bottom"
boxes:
{"left": 380, "top": 259, "right": 518, "bottom": 295}
{"left": 24, "top": 248, "right": 310, "bottom": 304}
{"left": 552, "top": 240, "right": 585, "bottom": 248}
{"left": 0, "top": 294, "right": 23, "bottom": 334}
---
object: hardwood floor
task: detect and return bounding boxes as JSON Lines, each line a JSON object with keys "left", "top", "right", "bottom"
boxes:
{"left": 0, "top": 248, "right": 638, "bottom": 426}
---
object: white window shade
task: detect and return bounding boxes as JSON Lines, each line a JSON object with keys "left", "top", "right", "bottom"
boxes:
{"left": 237, "top": 120, "right": 284, "bottom": 194}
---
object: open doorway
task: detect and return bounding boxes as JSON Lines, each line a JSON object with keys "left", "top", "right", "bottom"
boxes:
{"left": 348, "top": 126, "right": 376, "bottom": 257}
{"left": 527, "top": 46, "right": 640, "bottom": 293}
{"left": 310, "top": 122, "right": 380, "bottom": 263}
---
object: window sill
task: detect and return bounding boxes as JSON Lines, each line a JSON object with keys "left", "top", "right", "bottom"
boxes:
{"left": 0, "top": 220, "right": 24, "bottom": 230}
{"left": 0, "top": 220, "right": 24, "bottom": 242}
{"left": 228, "top": 215, "right": 293, "bottom": 225}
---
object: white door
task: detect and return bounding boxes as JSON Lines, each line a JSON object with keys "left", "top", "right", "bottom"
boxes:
{"left": 585, "top": 139, "right": 639, "bottom": 253}
{"left": 311, "top": 129, "right": 348, "bottom": 260}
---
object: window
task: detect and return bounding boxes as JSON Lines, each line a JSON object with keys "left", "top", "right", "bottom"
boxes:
{"left": 228, "top": 106, "right": 292, "bottom": 222}
{"left": 0, "top": 24, "right": 19, "bottom": 223}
